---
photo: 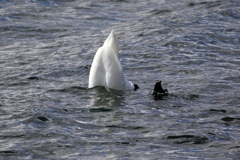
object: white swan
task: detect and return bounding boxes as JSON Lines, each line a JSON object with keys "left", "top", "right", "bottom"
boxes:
{"left": 88, "top": 30, "right": 138, "bottom": 91}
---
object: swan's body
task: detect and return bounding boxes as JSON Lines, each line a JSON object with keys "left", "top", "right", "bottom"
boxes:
{"left": 88, "top": 30, "right": 136, "bottom": 90}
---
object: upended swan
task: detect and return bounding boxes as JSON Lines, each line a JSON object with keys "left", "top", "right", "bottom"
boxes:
{"left": 88, "top": 30, "right": 139, "bottom": 91}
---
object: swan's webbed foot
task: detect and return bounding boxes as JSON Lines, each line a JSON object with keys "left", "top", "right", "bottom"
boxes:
{"left": 134, "top": 84, "right": 139, "bottom": 91}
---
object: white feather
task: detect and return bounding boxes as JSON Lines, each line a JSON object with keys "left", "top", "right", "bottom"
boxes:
{"left": 88, "top": 30, "right": 134, "bottom": 90}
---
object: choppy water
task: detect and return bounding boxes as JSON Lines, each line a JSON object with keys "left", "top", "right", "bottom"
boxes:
{"left": 0, "top": 0, "right": 240, "bottom": 159}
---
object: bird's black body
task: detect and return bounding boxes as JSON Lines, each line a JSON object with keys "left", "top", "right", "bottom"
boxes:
{"left": 154, "top": 81, "right": 168, "bottom": 94}
{"left": 152, "top": 81, "right": 168, "bottom": 100}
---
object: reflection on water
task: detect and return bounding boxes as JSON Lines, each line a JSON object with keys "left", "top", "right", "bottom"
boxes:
{"left": 88, "top": 86, "right": 125, "bottom": 108}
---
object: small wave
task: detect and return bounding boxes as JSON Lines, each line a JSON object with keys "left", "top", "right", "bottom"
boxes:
{"left": 167, "top": 135, "right": 209, "bottom": 144}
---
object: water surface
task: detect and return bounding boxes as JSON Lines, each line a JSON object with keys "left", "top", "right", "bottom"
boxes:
{"left": 0, "top": 0, "right": 240, "bottom": 159}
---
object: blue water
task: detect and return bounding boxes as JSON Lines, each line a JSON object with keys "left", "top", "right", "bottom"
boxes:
{"left": 0, "top": 0, "right": 240, "bottom": 159}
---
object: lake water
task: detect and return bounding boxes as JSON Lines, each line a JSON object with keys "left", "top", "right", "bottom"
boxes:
{"left": 0, "top": 0, "right": 240, "bottom": 159}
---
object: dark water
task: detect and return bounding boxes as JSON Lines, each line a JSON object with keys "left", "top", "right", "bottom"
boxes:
{"left": 1, "top": 0, "right": 240, "bottom": 159}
